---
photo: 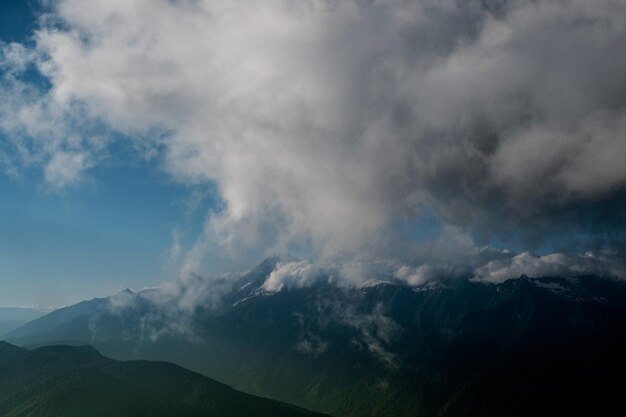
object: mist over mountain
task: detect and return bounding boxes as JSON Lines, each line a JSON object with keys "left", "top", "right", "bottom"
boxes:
{"left": 0, "top": 307, "right": 50, "bottom": 336}
{"left": 5, "top": 256, "right": 626, "bottom": 416}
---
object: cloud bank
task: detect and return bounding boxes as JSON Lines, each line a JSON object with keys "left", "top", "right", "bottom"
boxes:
{"left": 1, "top": 0, "right": 626, "bottom": 274}
{"left": 473, "top": 250, "right": 626, "bottom": 283}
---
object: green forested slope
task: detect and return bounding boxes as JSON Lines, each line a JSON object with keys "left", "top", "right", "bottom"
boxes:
{"left": 0, "top": 342, "right": 327, "bottom": 417}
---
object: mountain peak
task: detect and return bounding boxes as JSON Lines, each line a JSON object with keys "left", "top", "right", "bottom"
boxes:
{"left": 109, "top": 288, "right": 135, "bottom": 301}
{"left": 264, "top": 253, "right": 302, "bottom": 264}
{"left": 232, "top": 254, "right": 305, "bottom": 301}
{"left": 252, "top": 254, "right": 302, "bottom": 274}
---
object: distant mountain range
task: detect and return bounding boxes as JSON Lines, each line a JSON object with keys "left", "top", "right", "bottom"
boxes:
{"left": 0, "top": 307, "right": 51, "bottom": 336}
{"left": 0, "top": 341, "right": 326, "bottom": 417}
{"left": 3, "top": 256, "right": 626, "bottom": 416}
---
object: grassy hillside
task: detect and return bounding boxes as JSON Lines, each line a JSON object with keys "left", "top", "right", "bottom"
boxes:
{"left": 0, "top": 342, "right": 327, "bottom": 417}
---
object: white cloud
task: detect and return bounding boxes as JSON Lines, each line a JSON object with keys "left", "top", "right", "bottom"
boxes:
{"left": 473, "top": 250, "right": 626, "bottom": 283}
{"left": 1, "top": 0, "right": 626, "bottom": 273}
{"left": 339, "top": 302, "right": 401, "bottom": 367}
{"left": 262, "top": 260, "right": 328, "bottom": 292}
{"left": 43, "top": 151, "right": 88, "bottom": 188}
{"left": 393, "top": 264, "right": 443, "bottom": 286}
{"left": 0, "top": 41, "right": 104, "bottom": 188}
{"left": 0, "top": 42, "right": 34, "bottom": 73}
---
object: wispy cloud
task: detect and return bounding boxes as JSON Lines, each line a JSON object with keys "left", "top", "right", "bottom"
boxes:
{"left": 473, "top": 250, "right": 626, "bottom": 283}
{"left": 0, "top": 40, "right": 104, "bottom": 189}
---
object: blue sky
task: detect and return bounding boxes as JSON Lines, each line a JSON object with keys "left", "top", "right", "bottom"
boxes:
{"left": 0, "top": 149, "right": 198, "bottom": 306}
{"left": 0, "top": 1, "right": 213, "bottom": 306}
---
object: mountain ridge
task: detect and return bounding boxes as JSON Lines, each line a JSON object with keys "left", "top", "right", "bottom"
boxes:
{"left": 0, "top": 341, "right": 328, "bottom": 417}
{"left": 3, "top": 258, "right": 626, "bottom": 416}
{"left": 0, "top": 307, "right": 51, "bottom": 337}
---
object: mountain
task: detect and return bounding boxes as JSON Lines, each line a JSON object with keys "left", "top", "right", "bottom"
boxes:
{"left": 0, "top": 307, "right": 51, "bottom": 336}
{"left": 0, "top": 341, "right": 326, "bottom": 417}
{"left": 4, "top": 258, "right": 626, "bottom": 416}
{"left": 4, "top": 296, "right": 108, "bottom": 346}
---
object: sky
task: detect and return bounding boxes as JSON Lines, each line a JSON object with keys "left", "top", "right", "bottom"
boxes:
{"left": 1, "top": 0, "right": 626, "bottom": 306}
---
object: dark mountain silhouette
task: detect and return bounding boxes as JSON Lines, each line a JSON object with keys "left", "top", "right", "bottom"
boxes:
{"left": 4, "top": 258, "right": 626, "bottom": 416}
{"left": 0, "top": 341, "right": 326, "bottom": 417}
